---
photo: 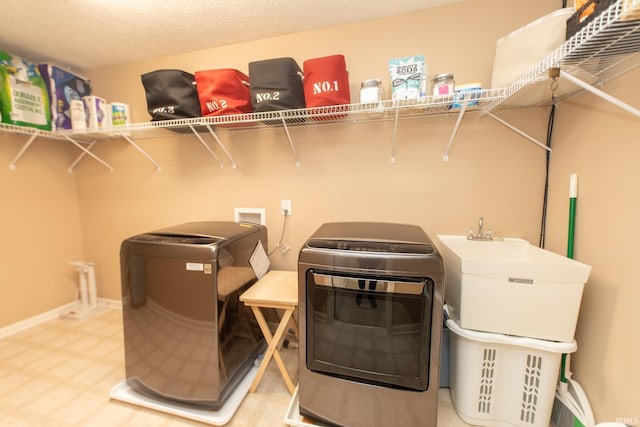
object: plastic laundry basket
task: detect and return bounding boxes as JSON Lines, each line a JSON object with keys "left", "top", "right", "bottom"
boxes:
{"left": 445, "top": 306, "right": 577, "bottom": 427}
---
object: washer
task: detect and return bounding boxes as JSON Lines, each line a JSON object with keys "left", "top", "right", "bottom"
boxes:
{"left": 120, "top": 221, "right": 267, "bottom": 409}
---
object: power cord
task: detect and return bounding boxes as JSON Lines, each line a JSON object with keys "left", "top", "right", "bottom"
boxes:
{"left": 539, "top": 69, "right": 559, "bottom": 249}
{"left": 268, "top": 208, "right": 289, "bottom": 256}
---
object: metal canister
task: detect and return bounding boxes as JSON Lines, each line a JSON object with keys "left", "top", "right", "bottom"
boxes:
{"left": 432, "top": 73, "right": 455, "bottom": 96}
{"left": 360, "top": 79, "right": 383, "bottom": 103}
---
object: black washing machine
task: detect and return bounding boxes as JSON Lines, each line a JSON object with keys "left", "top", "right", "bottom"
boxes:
{"left": 120, "top": 221, "right": 267, "bottom": 409}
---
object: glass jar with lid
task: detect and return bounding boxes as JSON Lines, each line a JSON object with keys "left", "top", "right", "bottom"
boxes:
{"left": 432, "top": 73, "right": 455, "bottom": 96}
{"left": 360, "top": 79, "right": 384, "bottom": 104}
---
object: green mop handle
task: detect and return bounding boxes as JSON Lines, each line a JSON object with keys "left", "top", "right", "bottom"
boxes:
{"left": 561, "top": 173, "right": 578, "bottom": 385}
{"left": 567, "top": 197, "right": 576, "bottom": 259}
{"left": 567, "top": 173, "right": 577, "bottom": 259}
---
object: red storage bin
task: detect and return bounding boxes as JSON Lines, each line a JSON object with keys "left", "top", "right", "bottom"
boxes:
{"left": 195, "top": 69, "right": 252, "bottom": 118}
{"left": 303, "top": 54, "right": 350, "bottom": 120}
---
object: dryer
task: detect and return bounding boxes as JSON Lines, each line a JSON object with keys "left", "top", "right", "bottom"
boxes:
{"left": 298, "top": 222, "right": 444, "bottom": 427}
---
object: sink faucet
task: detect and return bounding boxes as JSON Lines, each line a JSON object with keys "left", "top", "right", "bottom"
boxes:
{"left": 467, "top": 217, "right": 494, "bottom": 241}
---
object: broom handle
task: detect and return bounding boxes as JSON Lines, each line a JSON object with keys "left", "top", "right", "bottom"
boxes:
{"left": 561, "top": 173, "right": 579, "bottom": 385}
{"left": 567, "top": 173, "right": 578, "bottom": 260}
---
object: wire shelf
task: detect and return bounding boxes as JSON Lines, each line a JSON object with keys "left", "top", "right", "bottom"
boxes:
{"left": 2, "top": 89, "right": 504, "bottom": 142}
{"left": 3, "top": 0, "right": 638, "bottom": 168}
{"left": 42, "top": 89, "right": 505, "bottom": 139}
{"left": 0, "top": 123, "right": 65, "bottom": 141}
{"left": 486, "top": 0, "right": 640, "bottom": 111}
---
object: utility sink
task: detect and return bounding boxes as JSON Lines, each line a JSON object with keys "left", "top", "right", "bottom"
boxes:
{"left": 437, "top": 235, "right": 591, "bottom": 342}
{"left": 437, "top": 235, "right": 591, "bottom": 284}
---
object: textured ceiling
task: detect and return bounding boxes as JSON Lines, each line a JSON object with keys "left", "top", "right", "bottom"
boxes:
{"left": 0, "top": 0, "right": 468, "bottom": 72}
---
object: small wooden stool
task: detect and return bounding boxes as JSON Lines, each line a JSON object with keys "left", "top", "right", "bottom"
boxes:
{"left": 240, "top": 270, "right": 299, "bottom": 394}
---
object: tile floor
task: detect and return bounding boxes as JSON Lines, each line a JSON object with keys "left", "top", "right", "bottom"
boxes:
{"left": 0, "top": 308, "right": 470, "bottom": 426}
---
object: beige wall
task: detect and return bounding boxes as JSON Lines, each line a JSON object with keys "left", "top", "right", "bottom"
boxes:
{"left": 0, "top": 134, "right": 84, "bottom": 325}
{"left": 545, "top": 73, "right": 640, "bottom": 421}
{"left": 1, "top": 0, "right": 637, "bottom": 422}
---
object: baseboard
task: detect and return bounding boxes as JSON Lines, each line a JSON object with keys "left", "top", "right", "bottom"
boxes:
{"left": 0, "top": 298, "right": 121, "bottom": 340}
{"left": 102, "top": 298, "right": 123, "bottom": 310}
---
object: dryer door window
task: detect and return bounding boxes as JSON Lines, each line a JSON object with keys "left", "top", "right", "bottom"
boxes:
{"left": 305, "top": 269, "right": 433, "bottom": 390}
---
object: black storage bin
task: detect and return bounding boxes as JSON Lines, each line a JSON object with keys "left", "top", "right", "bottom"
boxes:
{"left": 248, "top": 57, "right": 305, "bottom": 113}
{"left": 566, "top": 0, "right": 614, "bottom": 40}
{"left": 141, "top": 69, "right": 202, "bottom": 121}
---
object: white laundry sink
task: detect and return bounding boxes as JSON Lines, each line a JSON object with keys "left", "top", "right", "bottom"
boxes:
{"left": 437, "top": 235, "right": 591, "bottom": 284}
{"left": 437, "top": 235, "right": 591, "bottom": 342}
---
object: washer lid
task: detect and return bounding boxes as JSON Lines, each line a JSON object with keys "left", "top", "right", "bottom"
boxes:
{"left": 127, "top": 221, "right": 262, "bottom": 246}
{"left": 306, "top": 222, "right": 435, "bottom": 254}
{"left": 306, "top": 239, "right": 435, "bottom": 254}
{"left": 130, "top": 233, "right": 222, "bottom": 245}
{"left": 149, "top": 221, "right": 260, "bottom": 240}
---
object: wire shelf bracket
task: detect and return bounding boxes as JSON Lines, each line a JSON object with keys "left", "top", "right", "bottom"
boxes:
{"left": 68, "top": 141, "right": 97, "bottom": 172}
{"left": 390, "top": 107, "right": 400, "bottom": 163}
{"left": 280, "top": 113, "right": 301, "bottom": 167}
{"left": 62, "top": 135, "right": 114, "bottom": 173}
{"left": 119, "top": 132, "right": 162, "bottom": 171}
{"left": 188, "top": 124, "right": 224, "bottom": 168}
{"left": 442, "top": 98, "right": 470, "bottom": 161}
{"left": 485, "top": 112, "right": 551, "bottom": 153}
{"left": 560, "top": 69, "right": 640, "bottom": 117}
{"left": 8, "top": 133, "right": 39, "bottom": 170}
{"left": 204, "top": 125, "right": 237, "bottom": 168}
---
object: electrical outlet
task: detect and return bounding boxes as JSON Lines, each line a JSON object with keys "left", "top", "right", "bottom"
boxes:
{"left": 281, "top": 200, "right": 292, "bottom": 216}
